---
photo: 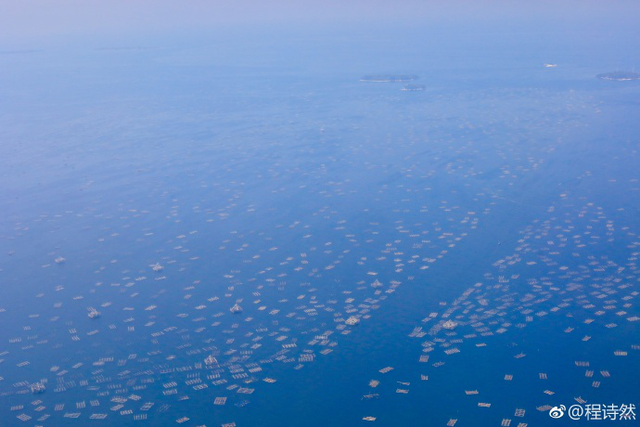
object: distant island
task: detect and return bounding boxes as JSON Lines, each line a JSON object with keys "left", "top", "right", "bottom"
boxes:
{"left": 596, "top": 71, "right": 640, "bottom": 81}
{"left": 360, "top": 74, "right": 419, "bottom": 83}
{"left": 401, "top": 84, "right": 426, "bottom": 91}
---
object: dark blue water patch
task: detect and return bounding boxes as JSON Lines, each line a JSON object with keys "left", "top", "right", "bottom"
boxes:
{"left": 1, "top": 23, "right": 640, "bottom": 426}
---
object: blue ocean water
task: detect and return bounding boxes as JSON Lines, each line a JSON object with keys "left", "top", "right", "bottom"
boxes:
{"left": 1, "top": 24, "right": 639, "bottom": 426}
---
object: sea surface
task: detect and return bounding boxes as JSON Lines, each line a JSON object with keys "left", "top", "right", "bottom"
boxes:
{"left": 1, "top": 24, "right": 639, "bottom": 426}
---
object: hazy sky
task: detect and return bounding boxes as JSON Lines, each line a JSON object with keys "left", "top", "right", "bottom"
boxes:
{"left": 1, "top": 0, "right": 638, "bottom": 45}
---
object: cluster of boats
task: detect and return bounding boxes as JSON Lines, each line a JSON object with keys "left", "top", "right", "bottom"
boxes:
{"left": 30, "top": 382, "right": 46, "bottom": 394}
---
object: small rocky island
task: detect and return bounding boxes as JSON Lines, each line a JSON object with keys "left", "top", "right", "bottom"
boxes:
{"left": 401, "top": 84, "right": 426, "bottom": 91}
{"left": 596, "top": 71, "right": 640, "bottom": 81}
{"left": 360, "top": 74, "right": 419, "bottom": 83}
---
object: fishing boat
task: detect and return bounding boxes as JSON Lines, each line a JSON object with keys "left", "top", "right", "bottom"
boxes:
{"left": 442, "top": 320, "right": 457, "bottom": 330}
{"left": 345, "top": 316, "right": 360, "bottom": 326}
{"left": 30, "top": 382, "right": 46, "bottom": 394}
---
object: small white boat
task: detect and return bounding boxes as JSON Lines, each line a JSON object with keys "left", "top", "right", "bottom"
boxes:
{"left": 345, "top": 316, "right": 360, "bottom": 326}
{"left": 230, "top": 304, "right": 242, "bottom": 314}
{"left": 442, "top": 320, "right": 457, "bottom": 330}
{"left": 371, "top": 279, "right": 383, "bottom": 288}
